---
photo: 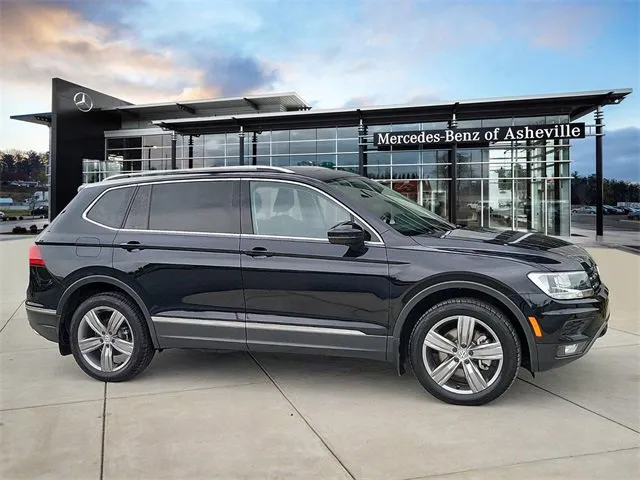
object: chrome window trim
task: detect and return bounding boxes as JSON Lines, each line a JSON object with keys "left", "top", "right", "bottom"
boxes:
{"left": 243, "top": 233, "right": 331, "bottom": 243}
{"left": 246, "top": 177, "right": 385, "bottom": 245}
{"left": 82, "top": 178, "right": 242, "bottom": 234}
{"left": 116, "top": 228, "right": 242, "bottom": 239}
{"left": 81, "top": 175, "right": 385, "bottom": 245}
{"left": 82, "top": 183, "right": 138, "bottom": 231}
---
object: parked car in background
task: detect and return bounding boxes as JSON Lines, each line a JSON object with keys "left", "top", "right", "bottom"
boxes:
{"left": 571, "top": 206, "right": 596, "bottom": 214}
{"left": 628, "top": 208, "right": 640, "bottom": 221}
{"left": 25, "top": 166, "right": 609, "bottom": 406}
{"left": 31, "top": 205, "right": 49, "bottom": 217}
{"left": 603, "top": 205, "right": 624, "bottom": 215}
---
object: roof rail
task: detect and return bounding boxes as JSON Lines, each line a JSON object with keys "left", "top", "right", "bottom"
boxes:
{"left": 102, "top": 165, "right": 295, "bottom": 182}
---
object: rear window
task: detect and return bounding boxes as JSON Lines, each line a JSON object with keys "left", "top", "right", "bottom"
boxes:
{"left": 86, "top": 187, "right": 135, "bottom": 228}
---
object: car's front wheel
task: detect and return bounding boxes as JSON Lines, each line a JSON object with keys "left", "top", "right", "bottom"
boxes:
{"left": 69, "top": 292, "right": 155, "bottom": 382}
{"left": 409, "top": 298, "right": 521, "bottom": 406}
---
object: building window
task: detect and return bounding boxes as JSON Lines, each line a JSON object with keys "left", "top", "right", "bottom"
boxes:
{"left": 102, "top": 113, "right": 574, "bottom": 237}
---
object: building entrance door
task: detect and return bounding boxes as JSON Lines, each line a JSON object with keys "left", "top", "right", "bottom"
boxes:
{"left": 530, "top": 178, "right": 546, "bottom": 233}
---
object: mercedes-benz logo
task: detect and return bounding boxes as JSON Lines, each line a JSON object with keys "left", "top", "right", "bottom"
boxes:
{"left": 73, "top": 92, "right": 94, "bottom": 112}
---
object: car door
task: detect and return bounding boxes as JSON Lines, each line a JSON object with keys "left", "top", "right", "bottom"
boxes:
{"left": 112, "top": 178, "right": 246, "bottom": 351}
{"left": 240, "top": 178, "right": 390, "bottom": 360}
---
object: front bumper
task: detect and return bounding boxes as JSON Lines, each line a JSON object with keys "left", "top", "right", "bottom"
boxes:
{"left": 521, "top": 285, "right": 610, "bottom": 372}
{"left": 25, "top": 303, "right": 58, "bottom": 343}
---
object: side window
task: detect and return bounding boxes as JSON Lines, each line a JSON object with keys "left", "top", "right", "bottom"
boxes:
{"left": 147, "top": 180, "right": 240, "bottom": 234}
{"left": 124, "top": 185, "right": 151, "bottom": 230}
{"left": 86, "top": 186, "right": 135, "bottom": 228}
{"left": 250, "top": 181, "right": 351, "bottom": 239}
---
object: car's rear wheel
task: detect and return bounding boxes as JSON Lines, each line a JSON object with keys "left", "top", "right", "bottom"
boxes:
{"left": 69, "top": 292, "right": 155, "bottom": 382}
{"left": 409, "top": 298, "right": 521, "bottom": 406}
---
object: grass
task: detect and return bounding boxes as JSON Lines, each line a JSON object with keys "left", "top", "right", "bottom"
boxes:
{"left": 1, "top": 210, "right": 32, "bottom": 218}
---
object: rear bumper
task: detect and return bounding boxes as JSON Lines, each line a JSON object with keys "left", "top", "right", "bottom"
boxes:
{"left": 25, "top": 303, "right": 58, "bottom": 343}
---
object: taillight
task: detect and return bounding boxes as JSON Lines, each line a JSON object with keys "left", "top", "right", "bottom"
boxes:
{"left": 29, "top": 244, "right": 45, "bottom": 267}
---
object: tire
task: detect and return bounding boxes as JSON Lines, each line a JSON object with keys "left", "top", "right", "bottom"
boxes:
{"left": 409, "top": 298, "right": 521, "bottom": 406}
{"left": 69, "top": 292, "right": 155, "bottom": 382}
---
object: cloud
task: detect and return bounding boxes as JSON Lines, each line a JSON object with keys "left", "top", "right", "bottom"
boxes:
{"left": 571, "top": 127, "right": 640, "bottom": 182}
{"left": 0, "top": 0, "right": 280, "bottom": 104}
{"left": 404, "top": 94, "right": 442, "bottom": 106}
{"left": 264, "top": 0, "right": 608, "bottom": 109}
{"left": 510, "top": 1, "right": 605, "bottom": 51}
{"left": 342, "top": 97, "right": 378, "bottom": 108}
{"left": 52, "top": 0, "right": 146, "bottom": 30}
{"left": 190, "top": 53, "right": 280, "bottom": 97}
{"left": 0, "top": 1, "right": 198, "bottom": 102}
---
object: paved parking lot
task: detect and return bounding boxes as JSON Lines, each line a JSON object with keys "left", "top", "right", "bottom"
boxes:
{"left": 571, "top": 213, "right": 640, "bottom": 233}
{"left": 1, "top": 238, "right": 638, "bottom": 479}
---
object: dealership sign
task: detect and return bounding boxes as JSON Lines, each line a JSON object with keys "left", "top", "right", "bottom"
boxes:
{"left": 373, "top": 123, "right": 585, "bottom": 149}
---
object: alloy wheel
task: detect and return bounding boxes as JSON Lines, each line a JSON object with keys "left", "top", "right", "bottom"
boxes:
{"left": 77, "top": 306, "right": 134, "bottom": 373}
{"left": 422, "top": 315, "right": 504, "bottom": 395}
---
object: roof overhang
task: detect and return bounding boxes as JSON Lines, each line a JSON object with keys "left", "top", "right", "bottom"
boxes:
{"left": 103, "top": 92, "right": 310, "bottom": 118}
{"left": 9, "top": 112, "right": 53, "bottom": 127}
{"left": 151, "top": 88, "right": 632, "bottom": 135}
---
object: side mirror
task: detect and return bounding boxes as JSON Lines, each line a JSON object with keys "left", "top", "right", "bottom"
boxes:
{"left": 328, "top": 221, "right": 365, "bottom": 248}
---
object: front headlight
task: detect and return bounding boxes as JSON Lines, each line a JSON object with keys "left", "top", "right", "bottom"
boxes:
{"left": 527, "top": 271, "right": 594, "bottom": 300}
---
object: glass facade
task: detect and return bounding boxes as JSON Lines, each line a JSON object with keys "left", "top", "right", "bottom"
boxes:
{"left": 98, "top": 114, "right": 573, "bottom": 236}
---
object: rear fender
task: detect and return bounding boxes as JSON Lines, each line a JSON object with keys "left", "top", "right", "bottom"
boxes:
{"left": 56, "top": 274, "right": 160, "bottom": 349}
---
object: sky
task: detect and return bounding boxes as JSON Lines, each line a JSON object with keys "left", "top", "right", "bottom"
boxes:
{"left": 0, "top": 0, "right": 638, "bottom": 181}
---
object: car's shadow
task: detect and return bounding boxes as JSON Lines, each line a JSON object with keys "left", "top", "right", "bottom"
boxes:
{"left": 104, "top": 347, "right": 591, "bottom": 406}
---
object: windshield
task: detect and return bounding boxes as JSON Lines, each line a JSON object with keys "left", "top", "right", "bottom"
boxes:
{"left": 325, "top": 176, "right": 456, "bottom": 236}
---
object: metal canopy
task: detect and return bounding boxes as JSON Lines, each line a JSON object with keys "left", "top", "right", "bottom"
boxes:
{"left": 151, "top": 88, "right": 632, "bottom": 135}
{"left": 102, "top": 92, "right": 309, "bottom": 118}
{"left": 9, "top": 112, "right": 53, "bottom": 126}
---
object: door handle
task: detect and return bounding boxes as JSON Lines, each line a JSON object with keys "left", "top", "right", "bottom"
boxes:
{"left": 244, "top": 246, "right": 273, "bottom": 257}
{"left": 119, "top": 241, "right": 144, "bottom": 252}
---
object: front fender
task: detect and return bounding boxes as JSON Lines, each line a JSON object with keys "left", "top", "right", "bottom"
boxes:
{"left": 388, "top": 280, "right": 537, "bottom": 373}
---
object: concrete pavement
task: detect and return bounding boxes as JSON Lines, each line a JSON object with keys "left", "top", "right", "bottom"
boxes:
{"left": 1, "top": 238, "right": 639, "bottom": 480}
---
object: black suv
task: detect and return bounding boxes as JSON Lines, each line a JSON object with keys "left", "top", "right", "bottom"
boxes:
{"left": 25, "top": 166, "right": 609, "bottom": 405}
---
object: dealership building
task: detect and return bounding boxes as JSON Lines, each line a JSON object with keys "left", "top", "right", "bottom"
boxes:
{"left": 12, "top": 78, "right": 632, "bottom": 237}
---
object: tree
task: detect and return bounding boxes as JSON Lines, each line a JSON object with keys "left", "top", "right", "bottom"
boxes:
{"left": 570, "top": 172, "right": 639, "bottom": 205}
{"left": 0, "top": 149, "right": 48, "bottom": 183}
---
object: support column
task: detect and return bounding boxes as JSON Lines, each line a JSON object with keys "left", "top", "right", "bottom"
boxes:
{"left": 552, "top": 139, "right": 562, "bottom": 236}
{"left": 188, "top": 135, "right": 193, "bottom": 169}
{"left": 170, "top": 131, "right": 177, "bottom": 170}
{"left": 595, "top": 106, "right": 604, "bottom": 240}
{"left": 252, "top": 132, "right": 258, "bottom": 165}
{"left": 448, "top": 114, "right": 458, "bottom": 225}
{"left": 525, "top": 140, "right": 532, "bottom": 230}
{"left": 239, "top": 126, "right": 245, "bottom": 166}
{"left": 358, "top": 121, "right": 367, "bottom": 176}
